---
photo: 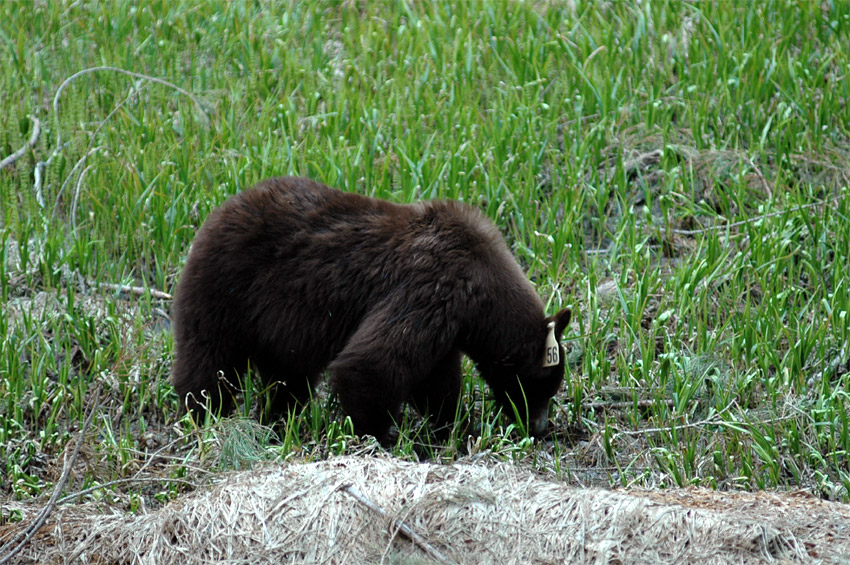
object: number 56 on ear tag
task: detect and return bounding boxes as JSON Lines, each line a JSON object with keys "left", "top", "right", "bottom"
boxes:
{"left": 543, "top": 321, "right": 559, "bottom": 367}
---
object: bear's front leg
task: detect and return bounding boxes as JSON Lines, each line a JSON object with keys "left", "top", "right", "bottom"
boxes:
{"left": 331, "top": 366, "right": 402, "bottom": 443}
{"left": 410, "top": 348, "right": 463, "bottom": 438}
{"left": 330, "top": 346, "right": 407, "bottom": 443}
{"left": 328, "top": 303, "right": 456, "bottom": 444}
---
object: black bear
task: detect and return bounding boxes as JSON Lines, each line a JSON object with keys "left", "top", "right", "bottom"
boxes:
{"left": 171, "top": 176, "right": 570, "bottom": 441}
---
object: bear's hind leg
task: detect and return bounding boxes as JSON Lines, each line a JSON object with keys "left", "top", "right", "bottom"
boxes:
{"left": 252, "top": 354, "right": 323, "bottom": 424}
{"left": 171, "top": 342, "right": 247, "bottom": 423}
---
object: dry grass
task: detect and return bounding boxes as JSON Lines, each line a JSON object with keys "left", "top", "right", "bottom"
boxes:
{"left": 3, "top": 455, "right": 850, "bottom": 564}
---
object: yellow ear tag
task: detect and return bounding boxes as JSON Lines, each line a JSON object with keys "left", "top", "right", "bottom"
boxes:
{"left": 543, "top": 321, "right": 559, "bottom": 367}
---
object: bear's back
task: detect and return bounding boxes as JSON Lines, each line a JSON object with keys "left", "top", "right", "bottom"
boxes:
{"left": 175, "top": 177, "right": 534, "bottom": 358}
{"left": 195, "top": 177, "right": 510, "bottom": 281}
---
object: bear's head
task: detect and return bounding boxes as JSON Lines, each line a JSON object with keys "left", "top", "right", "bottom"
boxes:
{"left": 479, "top": 308, "right": 571, "bottom": 437}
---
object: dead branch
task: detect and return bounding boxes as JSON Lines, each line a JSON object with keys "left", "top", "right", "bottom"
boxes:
{"left": 339, "top": 484, "right": 457, "bottom": 565}
{"left": 97, "top": 282, "right": 172, "bottom": 300}
{"left": 0, "top": 116, "right": 41, "bottom": 171}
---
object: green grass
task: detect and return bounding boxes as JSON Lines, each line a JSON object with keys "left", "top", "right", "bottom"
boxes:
{"left": 1, "top": 0, "right": 850, "bottom": 508}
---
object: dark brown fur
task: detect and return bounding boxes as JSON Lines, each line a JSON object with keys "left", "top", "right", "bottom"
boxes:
{"left": 171, "top": 177, "right": 570, "bottom": 441}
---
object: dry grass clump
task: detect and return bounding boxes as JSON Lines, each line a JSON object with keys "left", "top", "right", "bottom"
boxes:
{"left": 3, "top": 455, "right": 850, "bottom": 564}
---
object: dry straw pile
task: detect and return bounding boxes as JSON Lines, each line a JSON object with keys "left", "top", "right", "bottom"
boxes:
{"left": 3, "top": 455, "right": 850, "bottom": 564}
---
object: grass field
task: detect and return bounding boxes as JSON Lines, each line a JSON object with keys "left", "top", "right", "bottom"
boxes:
{"left": 1, "top": 0, "right": 850, "bottom": 512}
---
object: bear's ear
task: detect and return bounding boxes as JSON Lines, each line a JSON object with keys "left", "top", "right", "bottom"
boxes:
{"left": 541, "top": 308, "right": 571, "bottom": 368}
{"left": 549, "top": 308, "right": 571, "bottom": 338}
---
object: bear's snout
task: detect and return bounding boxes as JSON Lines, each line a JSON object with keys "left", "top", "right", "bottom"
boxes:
{"left": 530, "top": 408, "right": 549, "bottom": 438}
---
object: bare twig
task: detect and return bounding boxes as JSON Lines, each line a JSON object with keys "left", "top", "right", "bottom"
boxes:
{"left": 581, "top": 399, "right": 675, "bottom": 411}
{"left": 613, "top": 402, "right": 736, "bottom": 439}
{"left": 746, "top": 154, "right": 772, "bottom": 198}
{"left": 0, "top": 385, "right": 102, "bottom": 565}
{"left": 52, "top": 66, "right": 210, "bottom": 152}
{"left": 97, "top": 282, "right": 172, "bottom": 300}
{"left": 338, "top": 484, "right": 456, "bottom": 565}
{"left": 33, "top": 159, "right": 48, "bottom": 209}
{"left": 69, "top": 164, "right": 93, "bottom": 231}
{"left": 36, "top": 66, "right": 210, "bottom": 211}
{"left": 672, "top": 193, "right": 845, "bottom": 236}
{"left": 56, "top": 81, "right": 151, "bottom": 222}
{"left": 126, "top": 427, "right": 207, "bottom": 478}
{"left": 0, "top": 116, "right": 41, "bottom": 171}
{"left": 52, "top": 146, "right": 104, "bottom": 218}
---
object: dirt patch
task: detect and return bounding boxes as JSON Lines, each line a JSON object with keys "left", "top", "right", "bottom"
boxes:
{"left": 2, "top": 455, "right": 849, "bottom": 564}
